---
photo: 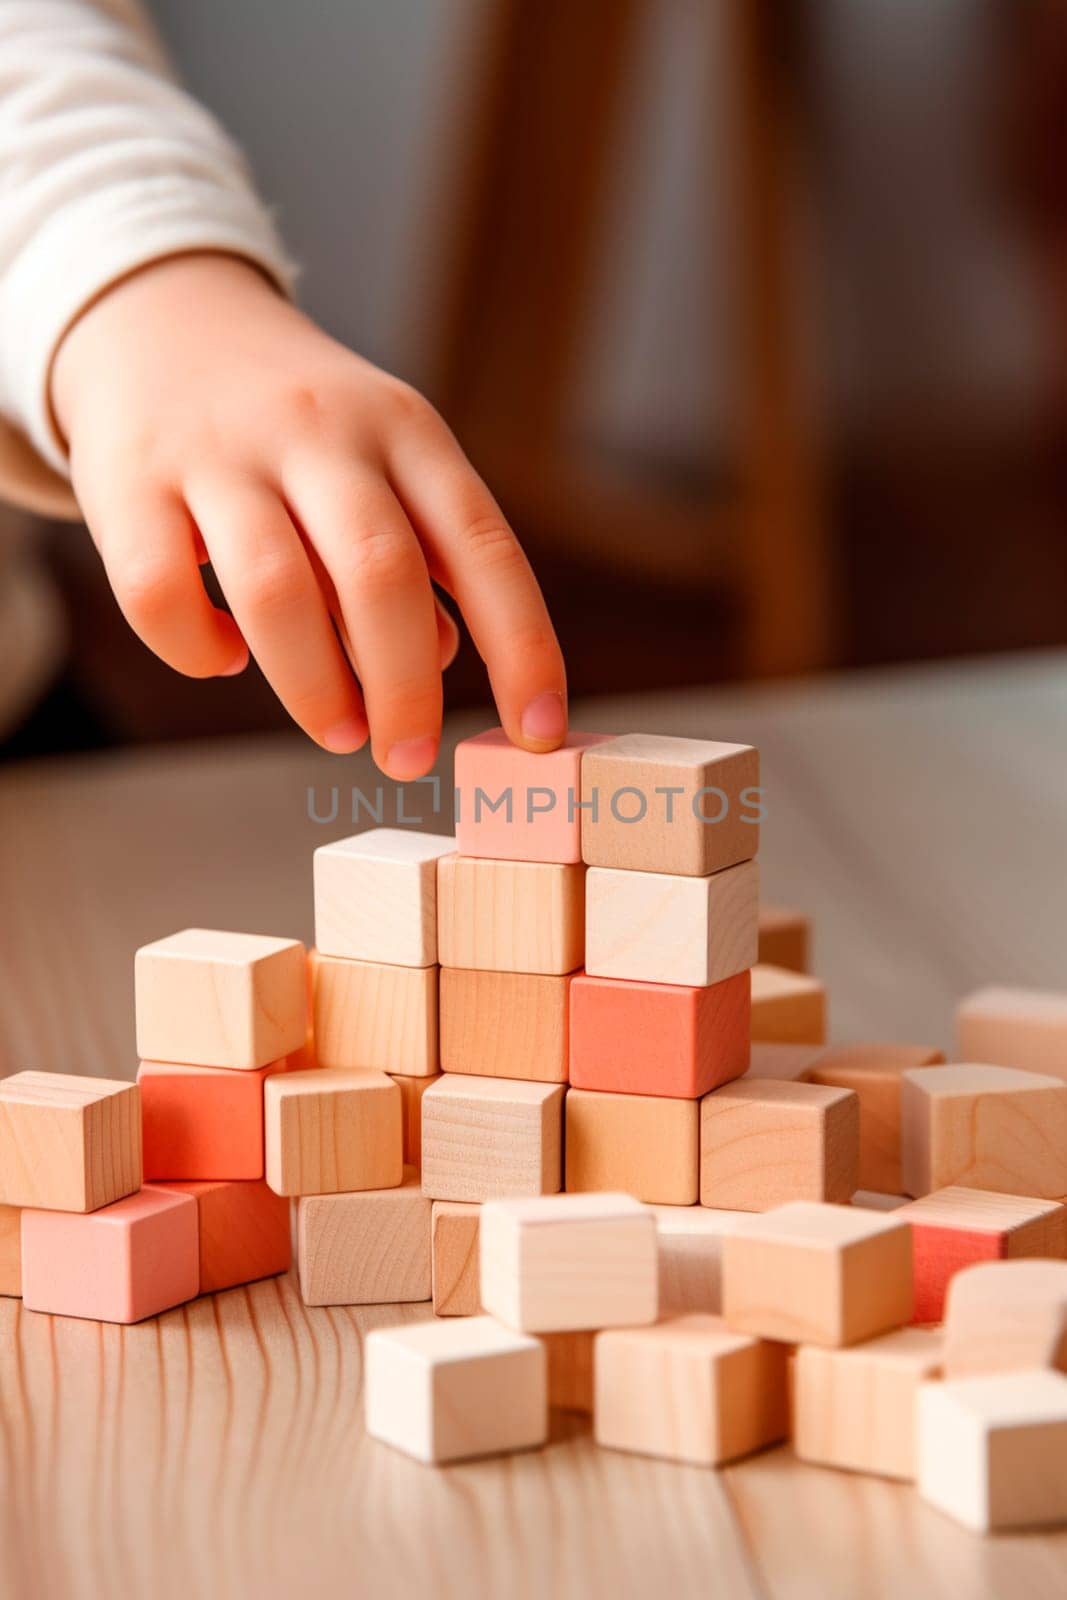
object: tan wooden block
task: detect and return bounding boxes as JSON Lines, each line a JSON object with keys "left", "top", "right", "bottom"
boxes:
{"left": 793, "top": 1327, "right": 943, "bottom": 1481}
{"left": 365, "top": 1315, "right": 548, "bottom": 1463}
{"left": 944, "top": 1260, "right": 1067, "bottom": 1379}
{"left": 420, "top": 1076, "right": 563, "bottom": 1202}
{"left": 699, "top": 1079, "right": 859, "bottom": 1211}
{"left": 750, "top": 964, "right": 827, "bottom": 1045}
{"left": 901, "top": 1064, "right": 1067, "bottom": 1199}
{"left": 439, "top": 967, "right": 569, "bottom": 1083}
{"left": 565, "top": 1089, "right": 699, "bottom": 1205}
{"left": 312, "top": 951, "right": 438, "bottom": 1076}
{"left": 594, "top": 1313, "right": 788, "bottom": 1466}
{"left": 541, "top": 1329, "right": 595, "bottom": 1412}
{"left": 135, "top": 929, "right": 307, "bottom": 1070}
{"left": 808, "top": 1043, "right": 946, "bottom": 1193}
{"left": 0, "top": 1204, "right": 21, "bottom": 1297}
{"left": 651, "top": 1205, "right": 752, "bottom": 1313}
{"left": 437, "top": 855, "right": 585, "bottom": 974}
{"left": 722, "top": 1201, "right": 914, "bottom": 1347}
{"left": 313, "top": 828, "right": 455, "bottom": 967}
{"left": 297, "top": 1169, "right": 430, "bottom": 1306}
{"left": 896, "top": 1185, "right": 1067, "bottom": 1322}
{"left": 744, "top": 1042, "right": 825, "bottom": 1081}
{"left": 956, "top": 985, "right": 1067, "bottom": 1084}
{"left": 431, "top": 1200, "right": 481, "bottom": 1315}
{"left": 585, "top": 861, "right": 758, "bottom": 988}
{"left": 758, "top": 904, "right": 810, "bottom": 972}
{"left": 264, "top": 1068, "right": 402, "bottom": 1197}
{"left": 0, "top": 1072, "right": 141, "bottom": 1213}
{"left": 390, "top": 1071, "right": 439, "bottom": 1169}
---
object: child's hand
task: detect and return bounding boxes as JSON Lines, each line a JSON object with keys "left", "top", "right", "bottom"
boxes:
{"left": 51, "top": 252, "right": 567, "bottom": 778}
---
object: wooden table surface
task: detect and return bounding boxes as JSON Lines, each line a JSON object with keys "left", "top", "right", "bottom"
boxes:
{"left": 3, "top": 652, "right": 1067, "bottom": 1599}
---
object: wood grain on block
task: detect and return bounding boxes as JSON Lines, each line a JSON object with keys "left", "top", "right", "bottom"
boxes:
{"left": 744, "top": 1042, "right": 825, "bottom": 1081}
{"left": 454, "top": 728, "right": 612, "bottom": 864}
{"left": 594, "top": 1313, "right": 788, "bottom": 1467}
{"left": 150, "top": 1178, "right": 290, "bottom": 1294}
{"left": 944, "top": 1260, "right": 1067, "bottom": 1378}
{"left": 0, "top": 1072, "right": 141, "bottom": 1212}
{"left": 313, "top": 828, "right": 455, "bottom": 966}
{"left": 793, "top": 1327, "right": 943, "bottom": 1481}
{"left": 900, "top": 1064, "right": 1067, "bottom": 1199}
{"left": 722, "top": 1202, "right": 914, "bottom": 1347}
{"left": 0, "top": 1205, "right": 20, "bottom": 1297}
{"left": 437, "top": 856, "right": 585, "bottom": 975}
{"left": 313, "top": 952, "right": 438, "bottom": 1077}
{"left": 896, "top": 1186, "right": 1067, "bottom": 1323}
{"left": 917, "top": 1371, "right": 1067, "bottom": 1532}
{"left": 480, "top": 1193, "right": 658, "bottom": 1332}
{"left": 580, "top": 734, "right": 760, "bottom": 877}
{"left": 808, "top": 1044, "right": 946, "bottom": 1194}
{"left": 138, "top": 1058, "right": 285, "bottom": 1181}
{"left": 264, "top": 1068, "right": 403, "bottom": 1197}
{"left": 757, "top": 904, "right": 810, "bottom": 973}
{"left": 651, "top": 1205, "right": 751, "bottom": 1314}
{"left": 699, "top": 1079, "right": 859, "bottom": 1212}
{"left": 956, "top": 986, "right": 1067, "bottom": 1083}
{"left": 431, "top": 1200, "right": 481, "bottom": 1315}
{"left": 390, "top": 1071, "right": 439, "bottom": 1169}
{"left": 750, "top": 964, "right": 827, "bottom": 1045}
{"left": 541, "top": 1329, "right": 595, "bottom": 1412}
{"left": 135, "top": 929, "right": 307, "bottom": 1070}
{"left": 565, "top": 1089, "right": 699, "bottom": 1206}
{"left": 569, "top": 971, "right": 749, "bottom": 1099}
{"left": 440, "top": 967, "right": 570, "bottom": 1083}
{"left": 585, "top": 860, "right": 758, "bottom": 988}
{"left": 20, "top": 1187, "right": 198, "bottom": 1323}
{"left": 420, "top": 1076, "right": 563, "bottom": 1202}
{"left": 297, "top": 1170, "right": 430, "bottom": 1306}
{"left": 364, "top": 1315, "right": 548, "bottom": 1464}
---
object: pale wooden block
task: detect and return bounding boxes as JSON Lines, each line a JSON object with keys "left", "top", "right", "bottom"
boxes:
{"left": 944, "top": 1260, "right": 1067, "bottom": 1379}
{"left": 0, "top": 1204, "right": 20, "bottom": 1297}
{"left": 722, "top": 1202, "right": 914, "bottom": 1347}
{"left": 901, "top": 1064, "right": 1067, "bottom": 1199}
{"left": 651, "top": 1205, "right": 751, "bottom": 1313}
{"left": 565, "top": 1089, "right": 699, "bottom": 1205}
{"left": 757, "top": 904, "right": 810, "bottom": 973}
{"left": 390, "top": 1071, "right": 440, "bottom": 1169}
{"left": 956, "top": 985, "right": 1067, "bottom": 1084}
{"left": 594, "top": 1313, "right": 788, "bottom": 1466}
{"left": 431, "top": 1200, "right": 481, "bottom": 1315}
{"left": 264, "top": 1068, "right": 403, "bottom": 1197}
{"left": 480, "top": 1193, "right": 658, "bottom": 1332}
{"left": 541, "top": 1329, "right": 595, "bottom": 1412}
{"left": 135, "top": 928, "right": 307, "bottom": 1070}
{"left": 420, "top": 1076, "right": 563, "bottom": 1202}
{"left": 437, "top": 855, "right": 585, "bottom": 975}
{"left": 313, "top": 828, "right": 455, "bottom": 967}
{"left": 750, "top": 964, "right": 827, "bottom": 1045}
{"left": 365, "top": 1315, "right": 548, "bottom": 1464}
{"left": 439, "top": 967, "right": 569, "bottom": 1083}
{"left": 313, "top": 951, "right": 438, "bottom": 1076}
{"left": 585, "top": 861, "right": 758, "bottom": 988}
{"left": 0, "top": 1072, "right": 141, "bottom": 1212}
{"left": 744, "top": 1042, "right": 825, "bottom": 1081}
{"left": 297, "top": 1169, "right": 431, "bottom": 1306}
{"left": 917, "top": 1371, "right": 1067, "bottom": 1531}
{"left": 808, "top": 1043, "right": 945, "bottom": 1194}
{"left": 699, "top": 1079, "right": 859, "bottom": 1212}
{"left": 793, "top": 1327, "right": 943, "bottom": 1481}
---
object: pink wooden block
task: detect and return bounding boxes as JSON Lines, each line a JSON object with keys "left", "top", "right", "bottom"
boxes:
{"left": 138, "top": 1058, "right": 286, "bottom": 1181}
{"left": 454, "top": 728, "right": 612, "bottom": 864}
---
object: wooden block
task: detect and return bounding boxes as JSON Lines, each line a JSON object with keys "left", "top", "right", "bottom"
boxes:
{"left": 585, "top": 861, "right": 758, "bottom": 988}
{"left": 313, "top": 828, "right": 454, "bottom": 966}
{"left": 757, "top": 904, "right": 810, "bottom": 973}
{"left": 744, "top": 1042, "right": 825, "bottom": 1081}
{"left": 722, "top": 1202, "right": 914, "bottom": 1346}
{"left": 594, "top": 1313, "right": 788, "bottom": 1466}
{"left": 431, "top": 1200, "right": 481, "bottom": 1315}
{"left": 440, "top": 967, "right": 569, "bottom": 1083}
{"left": 436, "top": 855, "right": 586, "bottom": 976}
{"left": 135, "top": 929, "right": 307, "bottom": 1070}
{"left": 0, "top": 1205, "right": 21, "bottom": 1297}
{"left": 0, "top": 1071, "right": 142, "bottom": 1212}
{"left": 390, "top": 1071, "right": 439, "bottom": 1168}
{"left": 580, "top": 734, "right": 760, "bottom": 877}
{"left": 150, "top": 1178, "right": 290, "bottom": 1293}
{"left": 956, "top": 985, "right": 1067, "bottom": 1083}
{"left": 297, "top": 1169, "right": 430, "bottom": 1306}
{"left": 944, "top": 1260, "right": 1067, "bottom": 1378}
{"left": 917, "top": 1371, "right": 1067, "bottom": 1531}
{"left": 541, "top": 1329, "right": 595, "bottom": 1412}
{"left": 569, "top": 971, "right": 749, "bottom": 1099}
{"left": 480, "top": 1193, "right": 658, "bottom": 1332}
{"left": 895, "top": 1186, "right": 1067, "bottom": 1323}
{"left": 852, "top": 1191, "right": 909, "bottom": 1211}
{"left": 750, "top": 964, "right": 827, "bottom": 1045}
{"left": 793, "top": 1327, "right": 943, "bottom": 1481}
{"left": 900, "top": 1064, "right": 1067, "bottom": 1198}
{"left": 21, "top": 1188, "right": 198, "bottom": 1323}
{"left": 807, "top": 1043, "right": 946, "bottom": 1194}
{"left": 138, "top": 1058, "right": 285, "bottom": 1181}
{"left": 699, "top": 1079, "right": 859, "bottom": 1211}
{"left": 455, "top": 728, "right": 612, "bottom": 864}
{"left": 365, "top": 1315, "right": 548, "bottom": 1464}
{"left": 264, "top": 1068, "right": 402, "bottom": 1197}
{"left": 313, "top": 952, "right": 438, "bottom": 1076}
{"left": 651, "top": 1205, "right": 751, "bottom": 1314}
{"left": 421, "top": 1076, "right": 563, "bottom": 1202}
{"left": 565, "top": 1088, "right": 699, "bottom": 1205}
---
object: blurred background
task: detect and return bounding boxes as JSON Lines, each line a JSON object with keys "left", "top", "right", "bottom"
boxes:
{"left": 5, "top": 0, "right": 1067, "bottom": 761}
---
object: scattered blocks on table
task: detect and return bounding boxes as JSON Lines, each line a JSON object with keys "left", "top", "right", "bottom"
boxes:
{"left": 421, "top": 1076, "right": 563, "bottom": 1202}
{"left": 390, "top": 1071, "right": 440, "bottom": 1169}
{"left": 793, "top": 1327, "right": 943, "bottom": 1481}
{"left": 365, "top": 1315, "right": 548, "bottom": 1464}
{"left": 440, "top": 968, "right": 570, "bottom": 1083}
{"left": 313, "top": 952, "right": 438, "bottom": 1076}
{"left": 297, "top": 1169, "right": 430, "bottom": 1306}
{"left": 313, "top": 828, "right": 455, "bottom": 966}
{"left": 585, "top": 861, "right": 758, "bottom": 988}
{"left": 699, "top": 1079, "right": 859, "bottom": 1211}
{"left": 151, "top": 1178, "right": 290, "bottom": 1294}
{"left": 565, "top": 1088, "right": 699, "bottom": 1205}
{"left": 0, "top": 1072, "right": 142, "bottom": 1212}
{"left": 895, "top": 1186, "right": 1067, "bottom": 1323}
{"left": 808, "top": 1043, "right": 945, "bottom": 1194}
{"left": 569, "top": 970, "right": 749, "bottom": 1099}
{"left": 757, "top": 904, "right": 810, "bottom": 973}
{"left": 431, "top": 1200, "right": 481, "bottom": 1315}
{"left": 900, "top": 1064, "right": 1067, "bottom": 1199}
{"left": 138, "top": 1058, "right": 285, "bottom": 1181}
{"left": 264, "top": 1068, "right": 402, "bottom": 1197}
{"left": 0, "top": 1205, "right": 20, "bottom": 1297}
{"left": 750, "top": 964, "right": 827, "bottom": 1045}
{"left": 437, "top": 856, "right": 585, "bottom": 974}
{"left": 135, "top": 929, "right": 307, "bottom": 1070}
{"left": 744, "top": 1041, "right": 825, "bottom": 1080}
{"left": 541, "top": 1329, "right": 595, "bottom": 1412}
{"left": 454, "top": 728, "right": 612, "bottom": 864}
{"left": 956, "top": 985, "right": 1067, "bottom": 1083}
{"left": 652, "top": 1205, "right": 751, "bottom": 1314}
{"left": 944, "top": 1260, "right": 1067, "bottom": 1378}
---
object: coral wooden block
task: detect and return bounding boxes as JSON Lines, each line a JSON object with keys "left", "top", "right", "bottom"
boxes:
{"left": 896, "top": 1186, "right": 1067, "bottom": 1323}
{"left": 21, "top": 1188, "right": 198, "bottom": 1323}
{"left": 365, "top": 1315, "right": 548, "bottom": 1464}
{"left": 138, "top": 1058, "right": 285, "bottom": 1181}
{"left": 793, "top": 1327, "right": 943, "bottom": 1481}
{"left": 565, "top": 1089, "right": 699, "bottom": 1205}
{"left": 431, "top": 1200, "right": 481, "bottom": 1315}
{"left": 297, "top": 1170, "right": 430, "bottom": 1306}
{"left": 421, "top": 1076, "right": 563, "bottom": 1202}
{"left": 569, "top": 971, "right": 749, "bottom": 1099}
{"left": 0, "top": 1205, "right": 20, "bottom": 1297}
{"left": 651, "top": 1205, "right": 751, "bottom": 1314}
{"left": 944, "top": 1260, "right": 1067, "bottom": 1378}
{"left": 437, "top": 856, "right": 585, "bottom": 974}
{"left": 750, "top": 964, "right": 827, "bottom": 1045}
{"left": 264, "top": 1068, "right": 402, "bottom": 1197}
{"left": 722, "top": 1202, "right": 913, "bottom": 1347}
{"left": 956, "top": 986, "right": 1067, "bottom": 1084}
{"left": 313, "top": 952, "right": 438, "bottom": 1076}
{"left": 594, "top": 1313, "right": 788, "bottom": 1466}
{"left": 900, "top": 1064, "right": 1067, "bottom": 1199}
{"left": 757, "top": 904, "right": 810, "bottom": 973}
{"left": 454, "top": 728, "right": 612, "bottom": 864}
{"left": 135, "top": 929, "right": 307, "bottom": 1070}
{"left": 151, "top": 1178, "right": 290, "bottom": 1293}
{"left": 808, "top": 1043, "right": 946, "bottom": 1194}
{"left": 313, "top": 828, "right": 455, "bottom": 966}
{"left": 541, "top": 1330, "right": 596, "bottom": 1412}
{"left": 744, "top": 1042, "right": 825, "bottom": 1081}
{"left": 0, "top": 1072, "right": 141, "bottom": 1212}
{"left": 440, "top": 968, "right": 570, "bottom": 1083}
{"left": 699, "top": 1079, "right": 859, "bottom": 1212}
{"left": 580, "top": 734, "right": 760, "bottom": 877}
{"left": 585, "top": 861, "right": 758, "bottom": 988}
{"left": 390, "top": 1071, "right": 439, "bottom": 1169}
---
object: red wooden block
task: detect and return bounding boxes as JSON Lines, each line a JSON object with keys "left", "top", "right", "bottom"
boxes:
{"left": 150, "top": 1179, "right": 291, "bottom": 1294}
{"left": 138, "top": 1058, "right": 287, "bottom": 1181}
{"left": 569, "top": 971, "right": 750, "bottom": 1099}
{"left": 897, "top": 1187, "right": 1067, "bottom": 1323}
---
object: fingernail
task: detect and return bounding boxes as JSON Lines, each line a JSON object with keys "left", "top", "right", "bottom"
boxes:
{"left": 385, "top": 736, "right": 438, "bottom": 780}
{"left": 521, "top": 691, "right": 566, "bottom": 744}
{"left": 322, "top": 717, "right": 368, "bottom": 754}
{"left": 220, "top": 651, "right": 249, "bottom": 678}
